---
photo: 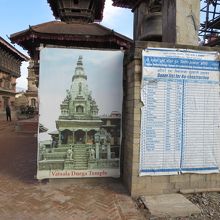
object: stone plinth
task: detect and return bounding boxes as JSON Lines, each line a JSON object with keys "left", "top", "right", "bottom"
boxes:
{"left": 141, "top": 194, "right": 201, "bottom": 218}
{"left": 15, "top": 118, "right": 38, "bottom": 134}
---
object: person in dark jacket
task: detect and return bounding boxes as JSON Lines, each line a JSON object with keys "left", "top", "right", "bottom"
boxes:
{"left": 6, "top": 105, "right": 11, "bottom": 121}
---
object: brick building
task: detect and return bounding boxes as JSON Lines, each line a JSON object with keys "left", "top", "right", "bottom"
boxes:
{"left": 0, "top": 36, "right": 28, "bottom": 120}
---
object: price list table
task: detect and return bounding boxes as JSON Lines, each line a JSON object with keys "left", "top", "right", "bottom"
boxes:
{"left": 140, "top": 48, "right": 220, "bottom": 176}
{"left": 140, "top": 79, "right": 183, "bottom": 174}
{"left": 181, "top": 82, "right": 220, "bottom": 172}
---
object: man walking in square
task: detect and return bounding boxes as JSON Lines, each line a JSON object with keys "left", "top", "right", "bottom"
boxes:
{"left": 6, "top": 105, "right": 11, "bottom": 121}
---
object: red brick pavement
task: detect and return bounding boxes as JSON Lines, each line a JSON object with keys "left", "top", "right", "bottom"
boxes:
{"left": 0, "top": 120, "right": 145, "bottom": 220}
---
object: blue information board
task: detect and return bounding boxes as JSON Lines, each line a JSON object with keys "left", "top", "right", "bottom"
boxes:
{"left": 140, "top": 48, "right": 220, "bottom": 176}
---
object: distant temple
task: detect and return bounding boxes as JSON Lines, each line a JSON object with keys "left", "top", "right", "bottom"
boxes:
{"left": 38, "top": 56, "right": 121, "bottom": 170}
{"left": 25, "top": 60, "right": 38, "bottom": 109}
{"left": 15, "top": 60, "right": 39, "bottom": 112}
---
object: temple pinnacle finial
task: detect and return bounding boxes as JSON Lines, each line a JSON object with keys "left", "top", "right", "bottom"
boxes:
{"left": 72, "top": 55, "right": 87, "bottom": 81}
{"left": 77, "top": 56, "right": 83, "bottom": 66}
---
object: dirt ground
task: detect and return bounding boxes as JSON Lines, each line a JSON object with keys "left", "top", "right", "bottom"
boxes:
{"left": 184, "top": 192, "right": 220, "bottom": 219}
{"left": 137, "top": 191, "right": 220, "bottom": 219}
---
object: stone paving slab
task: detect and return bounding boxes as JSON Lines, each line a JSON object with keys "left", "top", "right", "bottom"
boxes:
{"left": 0, "top": 121, "right": 144, "bottom": 220}
{"left": 141, "top": 193, "right": 201, "bottom": 218}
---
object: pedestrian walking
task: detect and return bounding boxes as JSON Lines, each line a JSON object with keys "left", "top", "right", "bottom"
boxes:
{"left": 6, "top": 105, "right": 11, "bottom": 121}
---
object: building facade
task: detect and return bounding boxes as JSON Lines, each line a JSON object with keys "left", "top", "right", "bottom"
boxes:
{"left": 0, "top": 36, "right": 28, "bottom": 120}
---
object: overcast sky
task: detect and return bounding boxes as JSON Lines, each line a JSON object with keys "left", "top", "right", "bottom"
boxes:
{"left": 0, "top": 0, "right": 133, "bottom": 90}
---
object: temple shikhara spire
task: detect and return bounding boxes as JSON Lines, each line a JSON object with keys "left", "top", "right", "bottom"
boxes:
{"left": 59, "top": 56, "right": 99, "bottom": 120}
{"left": 38, "top": 56, "right": 121, "bottom": 172}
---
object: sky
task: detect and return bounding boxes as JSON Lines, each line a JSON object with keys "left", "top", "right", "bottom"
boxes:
{"left": 0, "top": 0, "right": 133, "bottom": 90}
{"left": 39, "top": 48, "right": 123, "bottom": 141}
{"left": 0, "top": 1, "right": 210, "bottom": 90}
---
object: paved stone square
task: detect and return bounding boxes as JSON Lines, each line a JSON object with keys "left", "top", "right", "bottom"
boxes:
{"left": 0, "top": 120, "right": 144, "bottom": 220}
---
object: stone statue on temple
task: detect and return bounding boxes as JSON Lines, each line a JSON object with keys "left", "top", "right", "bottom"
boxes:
{"left": 90, "top": 148, "right": 96, "bottom": 160}
{"left": 67, "top": 146, "right": 73, "bottom": 160}
{"left": 94, "top": 132, "right": 100, "bottom": 143}
{"left": 40, "top": 145, "right": 47, "bottom": 160}
{"left": 64, "top": 89, "right": 71, "bottom": 102}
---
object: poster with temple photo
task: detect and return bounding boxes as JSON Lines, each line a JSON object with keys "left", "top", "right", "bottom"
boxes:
{"left": 37, "top": 48, "right": 123, "bottom": 179}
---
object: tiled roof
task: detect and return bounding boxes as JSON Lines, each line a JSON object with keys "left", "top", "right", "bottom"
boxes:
{"left": 31, "top": 21, "right": 123, "bottom": 36}
{"left": 10, "top": 21, "right": 132, "bottom": 52}
{"left": 112, "top": 0, "right": 137, "bottom": 9}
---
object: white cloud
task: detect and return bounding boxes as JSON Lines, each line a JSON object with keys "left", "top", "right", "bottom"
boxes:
{"left": 102, "top": 0, "right": 123, "bottom": 26}
{"left": 101, "top": 0, "right": 133, "bottom": 38}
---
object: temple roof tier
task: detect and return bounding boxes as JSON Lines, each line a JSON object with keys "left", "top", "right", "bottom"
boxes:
{"left": 10, "top": 21, "right": 132, "bottom": 57}
{"left": 112, "top": 0, "right": 140, "bottom": 9}
{"left": 47, "top": 0, "right": 106, "bottom": 23}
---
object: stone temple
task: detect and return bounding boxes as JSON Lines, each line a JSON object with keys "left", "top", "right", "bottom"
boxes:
{"left": 38, "top": 56, "right": 120, "bottom": 171}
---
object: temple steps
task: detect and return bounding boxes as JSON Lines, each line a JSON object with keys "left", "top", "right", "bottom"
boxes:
{"left": 53, "top": 148, "right": 69, "bottom": 153}
{"left": 44, "top": 152, "right": 66, "bottom": 160}
{"left": 43, "top": 144, "right": 93, "bottom": 170}
{"left": 73, "top": 144, "right": 89, "bottom": 169}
